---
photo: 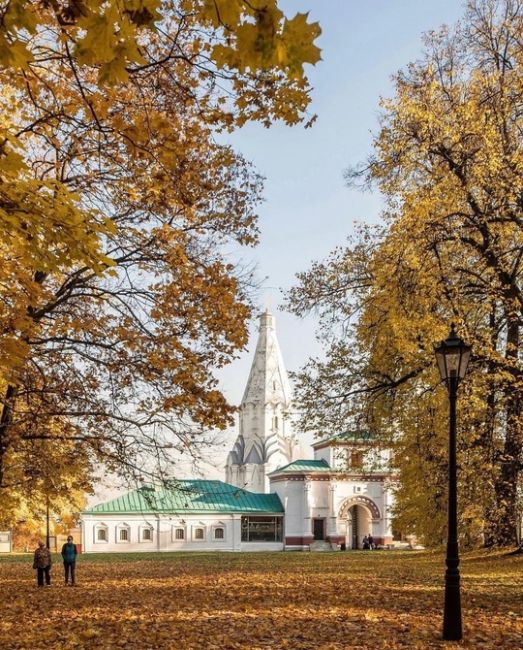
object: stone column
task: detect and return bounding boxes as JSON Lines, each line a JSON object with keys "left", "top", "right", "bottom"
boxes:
{"left": 382, "top": 484, "right": 394, "bottom": 545}
{"left": 232, "top": 515, "right": 242, "bottom": 551}
{"left": 326, "top": 481, "right": 342, "bottom": 545}
{"left": 302, "top": 480, "right": 313, "bottom": 545}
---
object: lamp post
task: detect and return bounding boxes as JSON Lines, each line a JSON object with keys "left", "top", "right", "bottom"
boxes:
{"left": 46, "top": 494, "right": 50, "bottom": 549}
{"left": 434, "top": 324, "right": 471, "bottom": 641}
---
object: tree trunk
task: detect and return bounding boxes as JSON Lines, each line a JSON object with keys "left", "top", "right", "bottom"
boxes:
{"left": 0, "top": 385, "right": 17, "bottom": 488}
{"left": 483, "top": 305, "right": 501, "bottom": 547}
{"left": 491, "top": 318, "right": 522, "bottom": 546}
{"left": 482, "top": 377, "right": 499, "bottom": 547}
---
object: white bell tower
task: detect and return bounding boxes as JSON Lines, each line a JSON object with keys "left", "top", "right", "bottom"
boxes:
{"left": 226, "top": 311, "right": 301, "bottom": 493}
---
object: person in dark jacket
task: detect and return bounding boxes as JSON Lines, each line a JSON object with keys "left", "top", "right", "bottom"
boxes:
{"left": 33, "top": 541, "right": 52, "bottom": 587}
{"left": 61, "top": 536, "right": 78, "bottom": 585}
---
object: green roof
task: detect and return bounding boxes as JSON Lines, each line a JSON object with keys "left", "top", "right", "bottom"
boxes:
{"left": 312, "top": 431, "right": 372, "bottom": 446}
{"left": 83, "top": 480, "right": 283, "bottom": 515}
{"left": 269, "top": 459, "right": 331, "bottom": 474}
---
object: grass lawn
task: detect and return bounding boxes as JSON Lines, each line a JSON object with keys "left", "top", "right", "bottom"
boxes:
{"left": 0, "top": 549, "right": 521, "bottom": 649}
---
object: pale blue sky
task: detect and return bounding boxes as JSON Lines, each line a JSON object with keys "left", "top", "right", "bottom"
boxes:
{"left": 217, "top": 0, "right": 464, "bottom": 409}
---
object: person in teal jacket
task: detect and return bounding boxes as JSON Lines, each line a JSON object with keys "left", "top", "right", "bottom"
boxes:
{"left": 61, "top": 536, "right": 78, "bottom": 585}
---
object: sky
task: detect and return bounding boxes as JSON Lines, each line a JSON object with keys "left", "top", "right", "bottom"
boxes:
{"left": 215, "top": 2, "right": 464, "bottom": 406}
{"left": 93, "top": 1, "right": 468, "bottom": 499}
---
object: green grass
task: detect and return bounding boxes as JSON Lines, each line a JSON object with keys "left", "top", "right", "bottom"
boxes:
{"left": 0, "top": 548, "right": 414, "bottom": 563}
{"left": 1, "top": 550, "right": 223, "bottom": 563}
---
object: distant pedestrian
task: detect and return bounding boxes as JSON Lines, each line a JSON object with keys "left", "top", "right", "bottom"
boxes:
{"left": 61, "top": 536, "right": 78, "bottom": 586}
{"left": 368, "top": 534, "right": 375, "bottom": 550}
{"left": 362, "top": 535, "right": 370, "bottom": 550}
{"left": 33, "top": 541, "right": 52, "bottom": 587}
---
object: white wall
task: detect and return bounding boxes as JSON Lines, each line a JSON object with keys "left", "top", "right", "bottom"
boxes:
{"left": 241, "top": 542, "right": 284, "bottom": 552}
{"left": 270, "top": 480, "right": 304, "bottom": 539}
{"left": 326, "top": 443, "right": 392, "bottom": 472}
{"left": 309, "top": 480, "right": 329, "bottom": 536}
{"left": 81, "top": 513, "right": 286, "bottom": 553}
{"left": 82, "top": 514, "right": 239, "bottom": 553}
{"left": 0, "top": 531, "right": 12, "bottom": 553}
{"left": 313, "top": 445, "right": 331, "bottom": 464}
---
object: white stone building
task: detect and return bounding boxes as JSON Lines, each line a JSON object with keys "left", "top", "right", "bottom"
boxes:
{"left": 81, "top": 312, "right": 395, "bottom": 552}
{"left": 268, "top": 436, "right": 394, "bottom": 550}
{"left": 226, "top": 310, "right": 302, "bottom": 493}
{"left": 81, "top": 480, "right": 285, "bottom": 553}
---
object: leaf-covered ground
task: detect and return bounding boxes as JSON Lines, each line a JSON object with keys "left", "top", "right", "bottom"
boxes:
{"left": 0, "top": 550, "right": 521, "bottom": 649}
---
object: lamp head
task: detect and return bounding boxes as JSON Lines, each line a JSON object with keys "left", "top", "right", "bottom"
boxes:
{"left": 435, "top": 324, "right": 471, "bottom": 385}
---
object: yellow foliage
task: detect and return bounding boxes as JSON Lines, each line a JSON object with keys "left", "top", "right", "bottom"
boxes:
{"left": 286, "top": 1, "right": 523, "bottom": 547}
{"left": 0, "top": 0, "right": 320, "bottom": 387}
{"left": 0, "top": 1, "right": 321, "bottom": 494}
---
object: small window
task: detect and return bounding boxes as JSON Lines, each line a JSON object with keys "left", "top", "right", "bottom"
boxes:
{"left": 119, "top": 528, "right": 129, "bottom": 541}
{"left": 174, "top": 528, "right": 184, "bottom": 540}
{"left": 214, "top": 527, "right": 224, "bottom": 540}
{"left": 349, "top": 450, "right": 364, "bottom": 468}
{"left": 142, "top": 528, "right": 152, "bottom": 541}
{"left": 194, "top": 528, "right": 204, "bottom": 540}
{"left": 273, "top": 416, "right": 278, "bottom": 431}
{"left": 95, "top": 525, "right": 108, "bottom": 542}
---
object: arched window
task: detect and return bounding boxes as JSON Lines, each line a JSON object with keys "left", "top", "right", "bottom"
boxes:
{"left": 141, "top": 527, "right": 153, "bottom": 541}
{"left": 116, "top": 523, "right": 131, "bottom": 543}
{"left": 214, "top": 527, "right": 225, "bottom": 540}
{"left": 346, "top": 449, "right": 364, "bottom": 469}
{"left": 351, "top": 450, "right": 364, "bottom": 468}
{"left": 173, "top": 527, "right": 185, "bottom": 541}
{"left": 95, "top": 523, "right": 108, "bottom": 543}
{"left": 194, "top": 527, "right": 205, "bottom": 540}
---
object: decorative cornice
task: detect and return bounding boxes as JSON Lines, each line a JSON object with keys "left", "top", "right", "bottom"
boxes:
{"left": 270, "top": 473, "right": 391, "bottom": 483}
{"left": 312, "top": 440, "right": 374, "bottom": 451}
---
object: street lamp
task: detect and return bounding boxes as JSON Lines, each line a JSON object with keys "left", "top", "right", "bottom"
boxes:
{"left": 46, "top": 494, "right": 50, "bottom": 549}
{"left": 434, "top": 324, "right": 471, "bottom": 641}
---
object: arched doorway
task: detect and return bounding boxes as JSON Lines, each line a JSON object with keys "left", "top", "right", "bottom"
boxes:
{"left": 347, "top": 505, "right": 372, "bottom": 549}
{"left": 338, "top": 496, "right": 381, "bottom": 550}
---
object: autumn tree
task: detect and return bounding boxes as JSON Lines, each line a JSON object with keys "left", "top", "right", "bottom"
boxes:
{"left": 0, "top": 375, "right": 93, "bottom": 536}
{"left": 286, "top": 0, "right": 523, "bottom": 547}
{"left": 0, "top": 1, "right": 322, "bottom": 504}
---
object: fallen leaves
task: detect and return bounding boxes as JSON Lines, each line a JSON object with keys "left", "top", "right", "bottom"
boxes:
{"left": 0, "top": 550, "right": 521, "bottom": 649}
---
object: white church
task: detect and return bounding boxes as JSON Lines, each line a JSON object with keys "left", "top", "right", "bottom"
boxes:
{"left": 81, "top": 312, "right": 395, "bottom": 552}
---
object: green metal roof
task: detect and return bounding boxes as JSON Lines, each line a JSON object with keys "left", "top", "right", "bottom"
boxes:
{"left": 312, "top": 431, "right": 373, "bottom": 446}
{"left": 269, "top": 459, "right": 331, "bottom": 474}
{"left": 83, "top": 480, "right": 283, "bottom": 515}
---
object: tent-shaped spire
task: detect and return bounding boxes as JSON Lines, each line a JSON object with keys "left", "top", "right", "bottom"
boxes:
{"left": 226, "top": 311, "right": 301, "bottom": 493}
{"left": 241, "top": 310, "right": 293, "bottom": 407}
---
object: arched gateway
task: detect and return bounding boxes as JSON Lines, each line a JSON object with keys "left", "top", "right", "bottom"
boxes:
{"left": 338, "top": 497, "right": 381, "bottom": 550}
